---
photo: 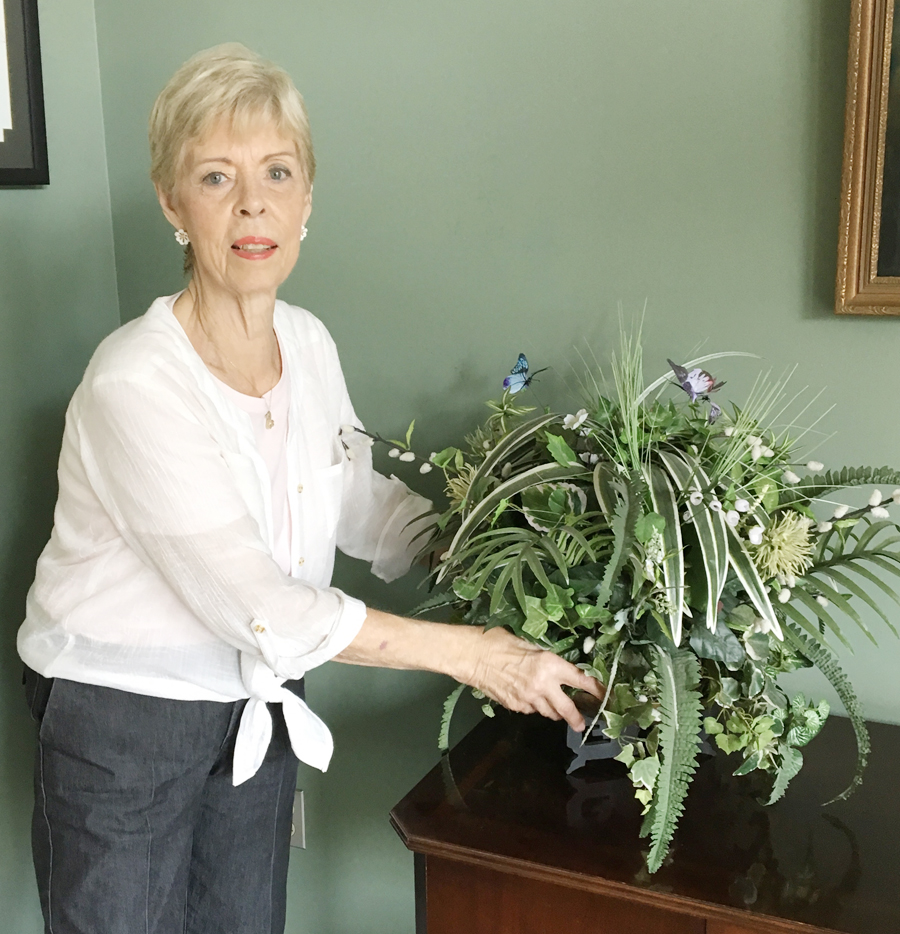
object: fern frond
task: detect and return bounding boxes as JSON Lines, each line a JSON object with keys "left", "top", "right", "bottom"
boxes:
{"left": 411, "top": 590, "right": 457, "bottom": 618}
{"left": 781, "top": 618, "right": 870, "bottom": 803}
{"left": 438, "top": 683, "right": 467, "bottom": 752}
{"left": 765, "top": 745, "right": 803, "bottom": 805}
{"left": 645, "top": 647, "right": 703, "bottom": 873}
{"left": 780, "top": 466, "right": 900, "bottom": 508}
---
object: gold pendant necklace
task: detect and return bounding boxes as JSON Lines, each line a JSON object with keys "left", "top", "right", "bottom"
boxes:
{"left": 213, "top": 344, "right": 278, "bottom": 429}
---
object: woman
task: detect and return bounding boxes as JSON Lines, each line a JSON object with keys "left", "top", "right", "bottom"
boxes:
{"left": 17, "top": 44, "right": 602, "bottom": 934}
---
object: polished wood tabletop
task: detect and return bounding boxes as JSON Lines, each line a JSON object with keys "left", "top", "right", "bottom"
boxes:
{"left": 391, "top": 711, "right": 900, "bottom": 934}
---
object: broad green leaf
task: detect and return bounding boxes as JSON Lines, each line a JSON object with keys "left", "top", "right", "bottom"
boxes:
{"left": 634, "top": 512, "right": 666, "bottom": 544}
{"left": 431, "top": 446, "right": 461, "bottom": 469}
{"left": 689, "top": 621, "right": 746, "bottom": 671}
{"left": 545, "top": 433, "right": 580, "bottom": 468}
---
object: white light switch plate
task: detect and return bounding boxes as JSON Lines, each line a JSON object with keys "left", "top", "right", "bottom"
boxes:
{"left": 290, "top": 789, "right": 306, "bottom": 849}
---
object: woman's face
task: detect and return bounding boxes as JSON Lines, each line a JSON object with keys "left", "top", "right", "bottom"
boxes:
{"left": 157, "top": 117, "right": 312, "bottom": 301}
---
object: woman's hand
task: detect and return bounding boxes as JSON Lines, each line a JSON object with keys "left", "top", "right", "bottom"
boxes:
{"left": 335, "top": 610, "right": 605, "bottom": 733}
{"left": 466, "top": 626, "right": 605, "bottom": 733}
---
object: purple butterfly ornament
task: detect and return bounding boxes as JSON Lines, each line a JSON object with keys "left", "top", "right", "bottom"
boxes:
{"left": 667, "top": 359, "right": 725, "bottom": 424}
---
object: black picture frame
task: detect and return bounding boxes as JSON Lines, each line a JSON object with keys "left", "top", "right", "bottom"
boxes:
{"left": 0, "top": 0, "right": 48, "bottom": 186}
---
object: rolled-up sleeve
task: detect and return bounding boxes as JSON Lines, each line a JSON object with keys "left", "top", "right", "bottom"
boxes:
{"left": 77, "top": 372, "right": 364, "bottom": 679}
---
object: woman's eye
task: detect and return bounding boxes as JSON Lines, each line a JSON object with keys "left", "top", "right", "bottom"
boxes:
{"left": 204, "top": 171, "right": 226, "bottom": 186}
{"left": 269, "top": 166, "right": 291, "bottom": 181}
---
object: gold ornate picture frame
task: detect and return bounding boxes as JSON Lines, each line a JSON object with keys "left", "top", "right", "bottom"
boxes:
{"left": 836, "top": 0, "right": 900, "bottom": 314}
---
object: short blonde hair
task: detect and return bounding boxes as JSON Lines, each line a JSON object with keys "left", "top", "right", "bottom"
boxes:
{"left": 149, "top": 43, "right": 316, "bottom": 195}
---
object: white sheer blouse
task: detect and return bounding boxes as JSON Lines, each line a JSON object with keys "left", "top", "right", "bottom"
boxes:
{"left": 18, "top": 293, "right": 433, "bottom": 783}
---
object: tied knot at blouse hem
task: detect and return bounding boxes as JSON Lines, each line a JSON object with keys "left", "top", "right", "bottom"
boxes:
{"left": 18, "top": 292, "right": 435, "bottom": 783}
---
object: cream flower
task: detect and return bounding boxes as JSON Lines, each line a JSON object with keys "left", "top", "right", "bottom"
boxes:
{"left": 563, "top": 409, "right": 589, "bottom": 431}
{"left": 751, "top": 511, "right": 814, "bottom": 580}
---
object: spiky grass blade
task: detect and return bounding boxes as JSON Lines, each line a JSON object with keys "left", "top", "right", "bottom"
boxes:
{"left": 596, "top": 475, "right": 642, "bottom": 610}
{"left": 659, "top": 451, "right": 727, "bottom": 630}
{"left": 645, "top": 463, "right": 685, "bottom": 644}
{"left": 725, "top": 525, "right": 782, "bottom": 639}
{"left": 467, "top": 412, "right": 562, "bottom": 503}
{"left": 438, "top": 463, "right": 590, "bottom": 580}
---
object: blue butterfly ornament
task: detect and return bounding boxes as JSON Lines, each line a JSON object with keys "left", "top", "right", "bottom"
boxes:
{"left": 503, "top": 353, "right": 548, "bottom": 393}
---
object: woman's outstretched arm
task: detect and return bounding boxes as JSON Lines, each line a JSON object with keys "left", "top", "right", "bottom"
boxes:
{"left": 334, "top": 608, "right": 605, "bottom": 732}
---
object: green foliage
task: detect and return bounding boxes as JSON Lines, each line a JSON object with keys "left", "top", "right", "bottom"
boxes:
{"left": 780, "top": 466, "right": 900, "bottom": 509}
{"left": 381, "top": 335, "right": 900, "bottom": 873}
{"left": 644, "top": 647, "right": 703, "bottom": 873}
{"left": 438, "top": 683, "right": 466, "bottom": 753}
{"left": 781, "top": 619, "right": 870, "bottom": 803}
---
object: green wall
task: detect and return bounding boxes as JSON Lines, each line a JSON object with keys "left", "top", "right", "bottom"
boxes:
{"left": 7, "top": 0, "right": 900, "bottom": 932}
{"left": 0, "top": 0, "right": 121, "bottom": 929}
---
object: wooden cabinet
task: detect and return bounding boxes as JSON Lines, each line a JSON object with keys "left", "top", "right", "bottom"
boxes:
{"left": 391, "top": 714, "right": 900, "bottom": 934}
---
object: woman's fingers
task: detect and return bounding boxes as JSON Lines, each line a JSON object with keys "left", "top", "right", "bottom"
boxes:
{"left": 468, "top": 627, "right": 606, "bottom": 733}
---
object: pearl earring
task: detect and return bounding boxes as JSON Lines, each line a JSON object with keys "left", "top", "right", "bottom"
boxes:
{"left": 174, "top": 228, "right": 190, "bottom": 246}
{"left": 300, "top": 225, "right": 308, "bottom": 241}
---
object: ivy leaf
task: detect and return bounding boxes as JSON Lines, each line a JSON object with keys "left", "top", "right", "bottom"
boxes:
{"left": 634, "top": 511, "right": 666, "bottom": 544}
{"left": 630, "top": 755, "right": 660, "bottom": 791}
{"left": 733, "top": 750, "right": 763, "bottom": 776}
{"left": 614, "top": 743, "right": 637, "bottom": 767}
{"left": 703, "top": 716, "right": 724, "bottom": 736}
{"left": 715, "top": 677, "right": 741, "bottom": 706}
{"left": 715, "top": 732, "right": 748, "bottom": 754}
{"left": 602, "top": 711, "right": 627, "bottom": 740}
{"left": 575, "top": 603, "right": 613, "bottom": 625}
{"left": 744, "top": 632, "right": 770, "bottom": 663}
{"left": 452, "top": 578, "right": 481, "bottom": 601}
{"left": 522, "top": 596, "right": 550, "bottom": 640}
{"left": 542, "top": 583, "right": 575, "bottom": 621}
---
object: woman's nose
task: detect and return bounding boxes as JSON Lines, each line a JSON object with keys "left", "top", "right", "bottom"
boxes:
{"left": 234, "top": 178, "right": 266, "bottom": 216}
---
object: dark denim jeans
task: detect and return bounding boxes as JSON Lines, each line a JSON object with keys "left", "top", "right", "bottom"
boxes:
{"left": 24, "top": 668, "right": 300, "bottom": 934}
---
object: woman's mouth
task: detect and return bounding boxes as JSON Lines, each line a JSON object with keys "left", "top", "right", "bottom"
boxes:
{"left": 232, "top": 237, "right": 278, "bottom": 259}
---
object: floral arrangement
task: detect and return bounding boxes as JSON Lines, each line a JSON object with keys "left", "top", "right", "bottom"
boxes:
{"left": 350, "top": 331, "right": 900, "bottom": 873}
